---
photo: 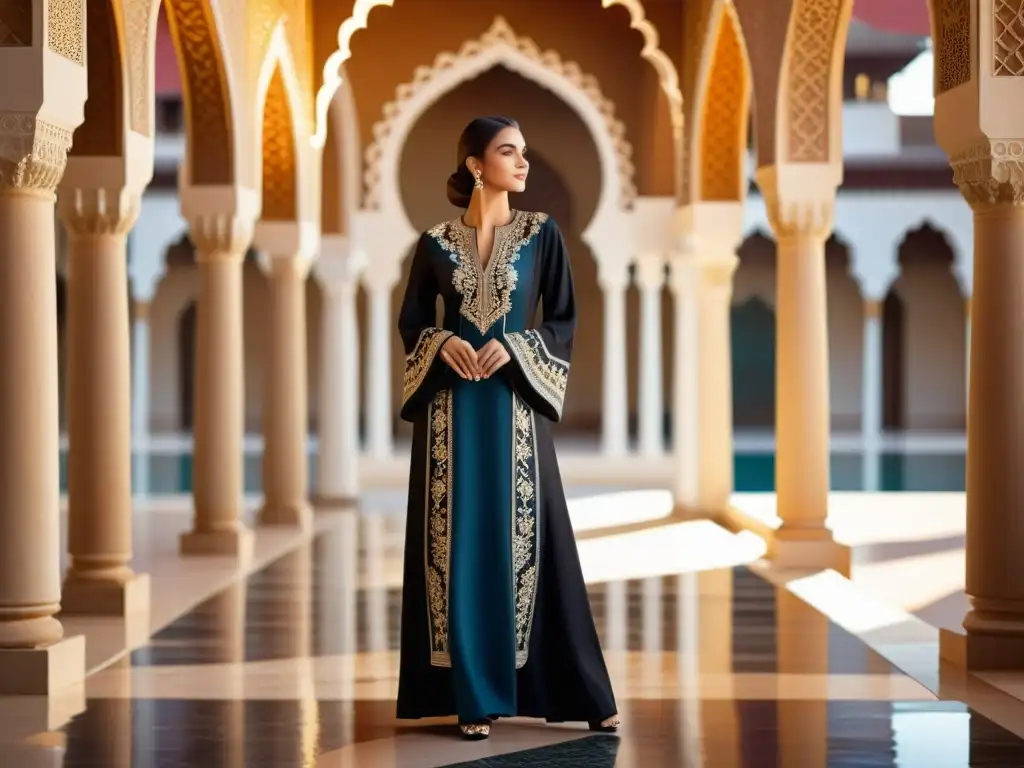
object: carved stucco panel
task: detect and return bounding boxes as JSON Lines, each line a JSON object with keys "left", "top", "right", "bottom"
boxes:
{"left": 785, "top": 0, "right": 844, "bottom": 163}
{"left": 261, "top": 66, "right": 297, "bottom": 221}
{"left": 700, "top": 4, "right": 749, "bottom": 201}
{"left": 123, "top": 0, "right": 161, "bottom": 136}
{"left": 164, "top": 0, "right": 235, "bottom": 185}
{"left": 994, "top": 0, "right": 1024, "bottom": 76}
{"left": 934, "top": 0, "right": 972, "bottom": 93}
{"left": 48, "top": 0, "right": 84, "bottom": 64}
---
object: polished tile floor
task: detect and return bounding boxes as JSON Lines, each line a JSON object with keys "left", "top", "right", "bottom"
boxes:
{"left": 5, "top": 506, "right": 1024, "bottom": 767}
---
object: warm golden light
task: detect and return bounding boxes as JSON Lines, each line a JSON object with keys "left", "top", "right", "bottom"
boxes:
{"left": 312, "top": 0, "right": 684, "bottom": 149}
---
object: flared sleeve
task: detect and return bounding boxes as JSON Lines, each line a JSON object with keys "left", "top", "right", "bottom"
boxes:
{"left": 500, "top": 217, "right": 576, "bottom": 422}
{"left": 398, "top": 233, "right": 455, "bottom": 421}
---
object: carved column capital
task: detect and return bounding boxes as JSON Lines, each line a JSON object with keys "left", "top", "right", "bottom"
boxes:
{"left": 633, "top": 252, "right": 667, "bottom": 293}
{"left": 0, "top": 113, "right": 75, "bottom": 197}
{"left": 58, "top": 186, "right": 142, "bottom": 236}
{"left": 950, "top": 139, "right": 1024, "bottom": 212}
{"left": 188, "top": 212, "right": 255, "bottom": 262}
{"left": 756, "top": 165, "right": 836, "bottom": 241}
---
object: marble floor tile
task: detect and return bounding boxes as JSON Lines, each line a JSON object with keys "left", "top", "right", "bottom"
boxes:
{"left": 4, "top": 503, "right": 1024, "bottom": 766}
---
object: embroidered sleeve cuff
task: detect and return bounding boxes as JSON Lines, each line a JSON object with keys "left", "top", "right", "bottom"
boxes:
{"left": 504, "top": 330, "right": 569, "bottom": 418}
{"left": 403, "top": 328, "right": 454, "bottom": 405}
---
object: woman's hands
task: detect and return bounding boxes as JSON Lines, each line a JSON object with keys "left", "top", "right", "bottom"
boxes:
{"left": 440, "top": 336, "right": 480, "bottom": 380}
{"left": 477, "top": 339, "right": 511, "bottom": 378}
{"left": 439, "top": 337, "right": 511, "bottom": 380}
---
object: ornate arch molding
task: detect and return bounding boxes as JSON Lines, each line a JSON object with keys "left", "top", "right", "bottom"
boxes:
{"left": 163, "top": 0, "right": 237, "bottom": 186}
{"left": 312, "top": 0, "right": 683, "bottom": 154}
{"left": 364, "top": 16, "right": 636, "bottom": 229}
{"left": 254, "top": 24, "right": 316, "bottom": 223}
{"left": 691, "top": 1, "right": 752, "bottom": 203}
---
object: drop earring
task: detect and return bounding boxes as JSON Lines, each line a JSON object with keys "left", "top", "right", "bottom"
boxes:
{"left": 473, "top": 170, "right": 484, "bottom": 191}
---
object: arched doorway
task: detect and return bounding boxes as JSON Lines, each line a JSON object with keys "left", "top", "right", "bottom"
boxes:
{"left": 731, "top": 233, "right": 776, "bottom": 431}
{"left": 386, "top": 64, "right": 602, "bottom": 437}
{"left": 178, "top": 302, "right": 197, "bottom": 432}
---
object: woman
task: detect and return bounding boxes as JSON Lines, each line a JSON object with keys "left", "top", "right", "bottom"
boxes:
{"left": 396, "top": 116, "right": 620, "bottom": 740}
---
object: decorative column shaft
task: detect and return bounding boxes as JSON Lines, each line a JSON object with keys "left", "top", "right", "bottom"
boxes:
{"left": 365, "top": 282, "right": 393, "bottom": 459}
{"left": 314, "top": 238, "right": 364, "bottom": 505}
{"left": 253, "top": 220, "right": 318, "bottom": 530}
{"left": 757, "top": 170, "right": 849, "bottom": 574}
{"left": 599, "top": 260, "right": 630, "bottom": 457}
{"left": 860, "top": 299, "right": 883, "bottom": 492}
{"left": 179, "top": 206, "right": 255, "bottom": 559}
{"left": 0, "top": 49, "right": 88, "bottom": 690}
{"left": 58, "top": 181, "right": 149, "bottom": 615}
{"left": 672, "top": 204, "right": 741, "bottom": 513}
{"left": 635, "top": 253, "right": 666, "bottom": 457}
{"left": 258, "top": 252, "right": 312, "bottom": 529}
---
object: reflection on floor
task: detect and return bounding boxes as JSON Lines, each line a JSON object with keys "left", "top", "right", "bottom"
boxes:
{"left": 3, "top": 500, "right": 1024, "bottom": 767}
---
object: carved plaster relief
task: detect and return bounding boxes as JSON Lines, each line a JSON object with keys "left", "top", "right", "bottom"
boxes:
{"left": 933, "top": 0, "right": 971, "bottom": 93}
{"left": 786, "top": 0, "right": 845, "bottom": 163}
{"left": 261, "top": 66, "right": 298, "bottom": 221}
{"left": 699, "top": 3, "right": 750, "bottom": 201}
{"left": 994, "top": 0, "right": 1024, "bottom": 76}
{"left": 363, "top": 17, "right": 635, "bottom": 212}
{"left": 164, "top": 0, "right": 235, "bottom": 185}
{"left": 48, "top": 0, "right": 84, "bottom": 64}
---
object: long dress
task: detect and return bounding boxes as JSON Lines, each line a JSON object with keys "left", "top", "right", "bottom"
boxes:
{"left": 395, "top": 210, "right": 618, "bottom": 724}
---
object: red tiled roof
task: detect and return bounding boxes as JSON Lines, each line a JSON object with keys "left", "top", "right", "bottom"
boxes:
{"left": 852, "top": 0, "right": 931, "bottom": 36}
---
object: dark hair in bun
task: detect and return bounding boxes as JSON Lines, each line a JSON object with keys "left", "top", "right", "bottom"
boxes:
{"left": 446, "top": 116, "right": 520, "bottom": 208}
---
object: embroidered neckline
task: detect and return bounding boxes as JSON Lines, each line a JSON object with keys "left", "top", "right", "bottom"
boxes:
{"left": 427, "top": 210, "right": 547, "bottom": 335}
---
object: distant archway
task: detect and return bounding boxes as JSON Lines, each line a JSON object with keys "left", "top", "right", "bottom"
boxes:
{"left": 731, "top": 297, "right": 776, "bottom": 429}
{"left": 178, "top": 302, "right": 197, "bottom": 431}
{"left": 362, "top": 17, "right": 634, "bottom": 256}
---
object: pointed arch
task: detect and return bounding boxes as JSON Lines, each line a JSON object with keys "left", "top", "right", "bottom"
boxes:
{"left": 163, "top": 0, "right": 237, "bottom": 185}
{"left": 363, "top": 16, "right": 635, "bottom": 251}
{"left": 685, "top": 0, "right": 752, "bottom": 204}
{"left": 254, "top": 24, "right": 315, "bottom": 223}
{"left": 311, "top": 0, "right": 683, "bottom": 155}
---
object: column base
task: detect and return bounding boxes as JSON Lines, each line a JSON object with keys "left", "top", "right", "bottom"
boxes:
{"left": 771, "top": 532, "right": 852, "bottom": 577}
{"left": 179, "top": 526, "right": 254, "bottom": 561}
{"left": 0, "top": 635, "right": 86, "bottom": 695}
{"left": 256, "top": 500, "right": 313, "bottom": 529}
{"left": 59, "top": 572, "right": 151, "bottom": 618}
{"left": 312, "top": 494, "right": 359, "bottom": 510}
{"left": 939, "top": 624, "right": 1024, "bottom": 670}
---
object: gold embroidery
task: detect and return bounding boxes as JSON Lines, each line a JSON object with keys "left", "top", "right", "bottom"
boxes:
{"left": 427, "top": 211, "right": 548, "bottom": 335}
{"left": 403, "top": 327, "right": 454, "bottom": 405}
{"left": 426, "top": 389, "right": 454, "bottom": 668}
{"left": 512, "top": 394, "right": 540, "bottom": 668}
{"left": 505, "top": 330, "right": 570, "bottom": 419}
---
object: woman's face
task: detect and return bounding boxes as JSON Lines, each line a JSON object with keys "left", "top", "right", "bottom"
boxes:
{"left": 473, "top": 126, "right": 529, "bottom": 194}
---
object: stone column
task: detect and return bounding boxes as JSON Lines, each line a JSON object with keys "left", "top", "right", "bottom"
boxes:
{"left": 759, "top": 171, "right": 847, "bottom": 572}
{"left": 254, "top": 222, "right": 317, "bottom": 530}
{"left": 57, "top": 174, "right": 150, "bottom": 616}
{"left": 860, "top": 299, "right": 883, "bottom": 492}
{"left": 731, "top": 0, "right": 854, "bottom": 574}
{"left": 598, "top": 259, "right": 630, "bottom": 457}
{"left": 0, "top": 15, "right": 88, "bottom": 691}
{"left": 364, "top": 277, "right": 394, "bottom": 460}
{"left": 930, "top": 0, "right": 1024, "bottom": 670}
{"left": 178, "top": 191, "right": 258, "bottom": 559}
{"left": 672, "top": 203, "right": 741, "bottom": 513}
{"left": 964, "top": 296, "right": 971, "bottom": 404}
{"left": 314, "top": 237, "right": 365, "bottom": 506}
{"left": 635, "top": 253, "right": 666, "bottom": 457}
